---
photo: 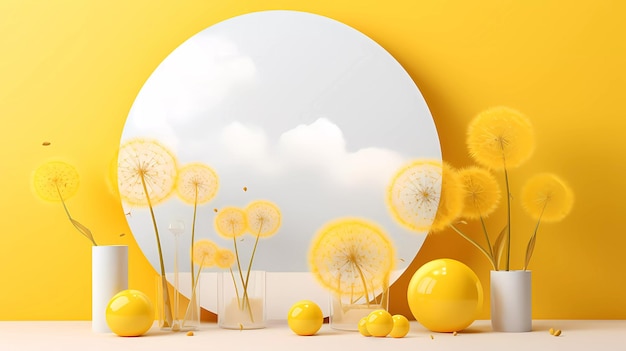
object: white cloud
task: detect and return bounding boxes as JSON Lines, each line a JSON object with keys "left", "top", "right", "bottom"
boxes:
{"left": 218, "top": 121, "right": 278, "bottom": 173}
{"left": 127, "top": 34, "right": 258, "bottom": 137}
{"left": 278, "top": 118, "right": 346, "bottom": 169}
{"left": 333, "top": 147, "right": 406, "bottom": 187}
{"left": 218, "top": 118, "right": 406, "bottom": 188}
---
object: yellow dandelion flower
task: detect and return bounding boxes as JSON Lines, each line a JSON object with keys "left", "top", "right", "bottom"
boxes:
{"left": 214, "top": 248, "right": 236, "bottom": 269}
{"left": 386, "top": 159, "right": 443, "bottom": 232}
{"left": 32, "top": 161, "right": 97, "bottom": 246}
{"left": 521, "top": 173, "right": 574, "bottom": 222}
{"left": 430, "top": 162, "right": 464, "bottom": 232}
{"left": 467, "top": 106, "right": 534, "bottom": 170}
{"left": 245, "top": 200, "right": 282, "bottom": 238}
{"left": 309, "top": 218, "right": 395, "bottom": 298}
{"left": 33, "top": 161, "right": 80, "bottom": 202}
{"left": 214, "top": 207, "right": 248, "bottom": 238}
{"left": 457, "top": 166, "right": 501, "bottom": 220}
{"left": 117, "top": 138, "right": 178, "bottom": 207}
{"left": 176, "top": 163, "right": 219, "bottom": 205}
{"left": 192, "top": 239, "right": 218, "bottom": 267}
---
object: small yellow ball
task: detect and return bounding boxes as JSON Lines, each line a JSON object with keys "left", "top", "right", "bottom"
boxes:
{"left": 366, "top": 309, "right": 394, "bottom": 337}
{"left": 287, "top": 300, "right": 324, "bottom": 336}
{"left": 358, "top": 317, "right": 371, "bottom": 336}
{"left": 105, "top": 289, "right": 154, "bottom": 337}
{"left": 389, "top": 314, "right": 410, "bottom": 338}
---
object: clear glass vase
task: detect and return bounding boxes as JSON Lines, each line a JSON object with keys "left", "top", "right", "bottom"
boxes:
{"left": 156, "top": 274, "right": 201, "bottom": 331}
{"left": 218, "top": 270, "right": 266, "bottom": 329}
{"left": 329, "top": 287, "right": 389, "bottom": 331}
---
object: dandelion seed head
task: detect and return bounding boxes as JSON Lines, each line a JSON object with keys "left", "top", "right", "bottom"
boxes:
{"left": 192, "top": 239, "right": 218, "bottom": 267}
{"left": 386, "top": 159, "right": 443, "bottom": 232}
{"left": 33, "top": 161, "right": 80, "bottom": 202}
{"left": 309, "top": 218, "right": 395, "bottom": 297}
{"left": 458, "top": 166, "right": 501, "bottom": 220}
{"left": 214, "top": 248, "right": 236, "bottom": 269}
{"left": 429, "top": 162, "right": 464, "bottom": 232}
{"left": 245, "top": 200, "right": 282, "bottom": 238}
{"left": 521, "top": 173, "right": 574, "bottom": 222}
{"left": 467, "top": 106, "right": 534, "bottom": 170}
{"left": 117, "top": 138, "right": 178, "bottom": 207}
{"left": 214, "top": 206, "right": 248, "bottom": 239}
{"left": 176, "top": 163, "right": 219, "bottom": 205}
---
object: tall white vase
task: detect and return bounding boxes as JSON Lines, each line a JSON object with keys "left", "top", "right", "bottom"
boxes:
{"left": 92, "top": 245, "right": 128, "bottom": 333}
{"left": 490, "top": 270, "right": 532, "bottom": 332}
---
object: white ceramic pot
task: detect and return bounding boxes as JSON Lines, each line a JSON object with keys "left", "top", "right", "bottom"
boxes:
{"left": 92, "top": 245, "right": 128, "bottom": 333}
{"left": 490, "top": 270, "right": 532, "bottom": 332}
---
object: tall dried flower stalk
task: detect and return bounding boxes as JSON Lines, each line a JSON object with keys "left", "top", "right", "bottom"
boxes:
{"left": 33, "top": 161, "right": 97, "bottom": 246}
{"left": 117, "top": 138, "right": 178, "bottom": 327}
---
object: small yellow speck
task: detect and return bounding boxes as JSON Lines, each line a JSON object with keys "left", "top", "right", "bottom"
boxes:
{"left": 42, "top": 141, "right": 51, "bottom": 146}
{"left": 453, "top": 331, "right": 458, "bottom": 336}
{"left": 430, "top": 334, "right": 434, "bottom": 339}
{"left": 553, "top": 329, "right": 562, "bottom": 336}
{"left": 214, "top": 208, "right": 218, "bottom": 212}
{"left": 186, "top": 331, "right": 194, "bottom": 336}
{"left": 549, "top": 328, "right": 555, "bottom": 335}
{"left": 243, "top": 187, "right": 248, "bottom": 192}
{"left": 239, "top": 323, "right": 244, "bottom": 331}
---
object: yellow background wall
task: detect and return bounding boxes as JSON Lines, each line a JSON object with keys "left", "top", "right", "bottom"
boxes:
{"left": 1, "top": 0, "right": 625, "bottom": 320}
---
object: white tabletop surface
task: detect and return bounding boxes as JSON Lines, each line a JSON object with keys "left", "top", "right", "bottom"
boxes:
{"left": 1, "top": 320, "right": 625, "bottom": 351}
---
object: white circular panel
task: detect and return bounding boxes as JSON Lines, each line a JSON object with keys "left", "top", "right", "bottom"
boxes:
{"left": 120, "top": 10, "right": 440, "bottom": 318}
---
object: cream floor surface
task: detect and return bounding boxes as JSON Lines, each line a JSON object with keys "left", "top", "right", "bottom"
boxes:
{"left": 1, "top": 320, "right": 624, "bottom": 351}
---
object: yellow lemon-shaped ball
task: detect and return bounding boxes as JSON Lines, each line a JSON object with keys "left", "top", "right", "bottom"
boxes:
{"left": 358, "top": 317, "right": 371, "bottom": 336}
{"left": 389, "top": 314, "right": 410, "bottom": 338}
{"left": 407, "top": 258, "right": 483, "bottom": 333}
{"left": 287, "top": 300, "right": 324, "bottom": 336}
{"left": 105, "top": 289, "right": 154, "bottom": 337}
{"left": 366, "top": 309, "right": 394, "bottom": 337}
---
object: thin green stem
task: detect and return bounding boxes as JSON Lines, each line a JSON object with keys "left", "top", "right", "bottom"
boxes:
{"left": 231, "top": 224, "right": 253, "bottom": 322}
{"left": 140, "top": 172, "right": 172, "bottom": 327}
{"left": 192, "top": 258, "right": 204, "bottom": 297}
{"left": 190, "top": 185, "right": 198, "bottom": 289}
{"left": 479, "top": 215, "right": 494, "bottom": 260}
{"left": 244, "top": 220, "right": 264, "bottom": 293}
{"left": 229, "top": 267, "right": 241, "bottom": 307}
{"left": 354, "top": 262, "right": 371, "bottom": 308}
{"left": 450, "top": 224, "right": 496, "bottom": 270}
{"left": 503, "top": 165, "right": 512, "bottom": 271}
{"left": 183, "top": 256, "right": 205, "bottom": 325}
{"left": 56, "top": 184, "right": 97, "bottom": 246}
{"left": 242, "top": 220, "right": 265, "bottom": 323}
{"left": 523, "top": 203, "right": 546, "bottom": 271}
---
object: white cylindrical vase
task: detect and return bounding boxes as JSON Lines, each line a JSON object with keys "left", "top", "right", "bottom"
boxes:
{"left": 490, "top": 270, "right": 532, "bottom": 332}
{"left": 92, "top": 245, "right": 128, "bottom": 333}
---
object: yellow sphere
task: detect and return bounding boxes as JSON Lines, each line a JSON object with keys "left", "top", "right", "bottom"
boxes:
{"left": 287, "top": 300, "right": 324, "bottom": 336}
{"left": 105, "top": 289, "right": 154, "bottom": 337}
{"left": 366, "top": 309, "right": 394, "bottom": 337}
{"left": 389, "top": 314, "right": 410, "bottom": 338}
{"left": 358, "top": 317, "right": 371, "bottom": 336}
{"left": 407, "top": 258, "right": 483, "bottom": 332}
